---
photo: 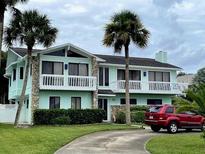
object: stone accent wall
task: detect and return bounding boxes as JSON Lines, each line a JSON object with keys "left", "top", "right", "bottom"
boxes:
{"left": 31, "top": 54, "right": 40, "bottom": 124}
{"left": 91, "top": 57, "right": 98, "bottom": 109}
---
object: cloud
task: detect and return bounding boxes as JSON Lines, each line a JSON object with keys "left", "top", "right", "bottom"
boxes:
{"left": 3, "top": 0, "right": 205, "bottom": 73}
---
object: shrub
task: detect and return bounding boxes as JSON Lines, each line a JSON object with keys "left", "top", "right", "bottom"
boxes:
{"left": 50, "top": 116, "right": 71, "bottom": 125}
{"left": 130, "top": 105, "right": 148, "bottom": 112}
{"left": 34, "top": 109, "right": 106, "bottom": 125}
{"left": 131, "top": 111, "right": 145, "bottom": 123}
{"left": 115, "top": 111, "right": 126, "bottom": 124}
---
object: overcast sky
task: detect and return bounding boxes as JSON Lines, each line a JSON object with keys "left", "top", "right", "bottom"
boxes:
{"left": 4, "top": 0, "right": 205, "bottom": 73}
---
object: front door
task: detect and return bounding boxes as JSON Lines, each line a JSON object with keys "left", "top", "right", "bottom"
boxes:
{"left": 98, "top": 99, "right": 108, "bottom": 120}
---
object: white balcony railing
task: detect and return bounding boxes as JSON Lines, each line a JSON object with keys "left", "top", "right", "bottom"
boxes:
{"left": 116, "top": 80, "right": 188, "bottom": 94}
{"left": 40, "top": 74, "right": 96, "bottom": 91}
{"left": 117, "top": 80, "right": 141, "bottom": 90}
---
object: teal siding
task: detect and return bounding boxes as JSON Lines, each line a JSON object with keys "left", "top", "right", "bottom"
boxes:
{"left": 39, "top": 90, "right": 92, "bottom": 109}
{"left": 99, "top": 94, "right": 173, "bottom": 121}
{"left": 8, "top": 59, "right": 32, "bottom": 99}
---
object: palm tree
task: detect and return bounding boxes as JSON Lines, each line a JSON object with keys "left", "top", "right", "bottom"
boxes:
{"left": 0, "top": 0, "right": 28, "bottom": 68}
{"left": 103, "top": 10, "right": 149, "bottom": 125}
{"left": 4, "top": 10, "right": 58, "bottom": 126}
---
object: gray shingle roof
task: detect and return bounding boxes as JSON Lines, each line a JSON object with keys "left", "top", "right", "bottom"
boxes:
{"left": 10, "top": 47, "right": 42, "bottom": 57}
{"left": 10, "top": 47, "right": 181, "bottom": 69}
{"left": 95, "top": 54, "right": 181, "bottom": 69}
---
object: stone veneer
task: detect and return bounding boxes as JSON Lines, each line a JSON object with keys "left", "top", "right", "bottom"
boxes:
{"left": 31, "top": 54, "right": 40, "bottom": 124}
{"left": 91, "top": 57, "right": 98, "bottom": 109}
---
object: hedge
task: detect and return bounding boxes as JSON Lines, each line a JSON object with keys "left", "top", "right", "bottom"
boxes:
{"left": 131, "top": 111, "right": 145, "bottom": 123}
{"left": 115, "top": 112, "right": 126, "bottom": 124}
{"left": 115, "top": 111, "right": 145, "bottom": 124}
{"left": 34, "top": 109, "right": 106, "bottom": 125}
{"left": 130, "top": 105, "right": 148, "bottom": 112}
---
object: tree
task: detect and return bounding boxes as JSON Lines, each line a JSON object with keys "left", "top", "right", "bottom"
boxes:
{"left": 193, "top": 67, "right": 205, "bottom": 85}
{"left": 4, "top": 10, "right": 58, "bottom": 126}
{"left": 0, "top": 51, "right": 8, "bottom": 104}
{"left": 177, "top": 72, "right": 186, "bottom": 77}
{"left": 103, "top": 10, "right": 150, "bottom": 125}
{"left": 173, "top": 84, "right": 205, "bottom": 116}
{"left": 0, "top": 0, "right": 28, "bottom": 68}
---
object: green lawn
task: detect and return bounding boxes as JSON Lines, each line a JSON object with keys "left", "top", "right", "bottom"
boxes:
{"left": 0, "top": 123, "right": 137, "bottom": 154}
{"left": 147, "top": 133, "right": 205, "bottom": 154}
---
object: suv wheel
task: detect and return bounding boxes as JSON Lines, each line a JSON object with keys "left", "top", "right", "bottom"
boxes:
{"left": 168, "top": 122, "right": 178, "bottom": 134}
{"left": 151, "top": 125, "right": 161, "bottom": 132}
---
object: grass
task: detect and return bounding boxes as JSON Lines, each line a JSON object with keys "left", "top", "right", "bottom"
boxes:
{"left": 0, "top": 123, "right": 138, "bottom": 154}
{"left": 146, "top": 133, "right": 205, "bottom": 154}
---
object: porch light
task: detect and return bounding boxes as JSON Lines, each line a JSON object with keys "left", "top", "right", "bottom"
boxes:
{"left": 143, "top": 72, "right": 146, "bottom": 77}
{"left": 65, "top": 64, "right": 68, "bottom": 70}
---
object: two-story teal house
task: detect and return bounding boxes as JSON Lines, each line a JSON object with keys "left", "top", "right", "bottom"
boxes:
{"left": 4, "top": 43, "right": 188, "bottom": 124}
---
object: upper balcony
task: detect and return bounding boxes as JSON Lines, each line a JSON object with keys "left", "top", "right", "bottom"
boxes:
{"left": 40, "top": 74, "right": 97, "bottom": 91}
{"left": 113, "top": 80, "right": 188, "bottom": 94}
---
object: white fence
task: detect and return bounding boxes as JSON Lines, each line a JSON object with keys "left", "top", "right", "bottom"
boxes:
{"left": 0, "top": 104, "right": 17, "bottom": 123}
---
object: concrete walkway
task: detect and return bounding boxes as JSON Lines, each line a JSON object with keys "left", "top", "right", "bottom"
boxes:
{"left": 55, "top": 129, "right": 156, "bottom": 154}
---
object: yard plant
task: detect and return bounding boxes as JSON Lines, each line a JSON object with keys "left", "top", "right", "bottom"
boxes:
{"left": 0, "top": 0, "right": 28, "bottom": 68}
{"left": 103, "top": 10, "right": 149, "bottom": 125}
{"left": 4, "top": 10, "right": 58, "bottom": 126}
{"left": 147, "top": 133, "right": 205, "bottom": 154}
{"left": 34, "top": 109, "right": 106, "bottom": 125}
{"left": 0, "top": 123, "right": 137, "bottom": 154}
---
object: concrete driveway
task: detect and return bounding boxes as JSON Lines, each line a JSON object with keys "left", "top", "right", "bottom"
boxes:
{"left": 55, "top": 129, "right": 156, "bottom": 154}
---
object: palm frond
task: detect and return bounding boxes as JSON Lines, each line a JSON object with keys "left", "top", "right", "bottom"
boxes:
{"left": 102, "top": 10, "right": 149, "bottom": 51}
{"left": 132, "top": 28, "right": 150, "bottom": 48}
{"left": 4, "top": 9, "right": 58, "bottom": 50}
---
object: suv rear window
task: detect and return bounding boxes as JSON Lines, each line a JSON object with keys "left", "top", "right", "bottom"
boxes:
{"left": 148, "top": 106, "right": 162, "bottom": 113}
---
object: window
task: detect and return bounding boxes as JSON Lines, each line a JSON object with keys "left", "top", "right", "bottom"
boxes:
{"left": 165, "top": 107, "right": 174, "bottom": 113}
{"left": 30, "top": 64, "right": 32, "bottom": 76}
{"left": 147, "top": 99, "right": 162, "bottom": 105}
{"left": 9, "top": 77, "right": 11, "bottom": 86}
{"left": 26, "top": 99, "right": 29, "bottom": 109}
{"left": 49, "top": 97, "right": 60, "bottom": 109}
{"left": 20, "top": 67, "right": 24, "bottom": 79}
{"left": 67, "top": 50, "right": 86, "bottom": 58}
{"left": 148, "top": 71, "right": 170, "bottom": 82}
{"left": 13, "top": 69, "right": 16, "bottom": 81}
{"left": 69, "top": 63, "right": 88, "bottom": 76}
{"left": 71, "top": 97, "right": 81, "bottom": 109}
{"left": 45, "top": 49, "right": 65, "bottom": 57}
{"left": 148, "top": 106, "right": 162, "bottom": 113}
{"left": 42, "top": 61, "right": 63, "bottom": 75}
{"left": 99, "top": 67, "right": 109, "bottom": 86}
{"left": 120, "top": 98, "right": 137, "bottom": 105}
{"left": 117, "top": 69, "right": 125, "bottom": 80}
{"left": 117, "top": 69, "right": 141, "bottom": 80}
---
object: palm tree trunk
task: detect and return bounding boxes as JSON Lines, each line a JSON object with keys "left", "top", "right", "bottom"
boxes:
{"left": 0, "top": 11, "right": 4, "bottom": 69}
{"left": 125, "top": 45, "right": 131, "bottom": 125}
{"left": 14, "top": 49, "right": 31, "bottom": 126}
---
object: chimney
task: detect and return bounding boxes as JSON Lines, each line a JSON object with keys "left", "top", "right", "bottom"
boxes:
{"left": 155, "top": 51, "right": 167, "bottom": 63}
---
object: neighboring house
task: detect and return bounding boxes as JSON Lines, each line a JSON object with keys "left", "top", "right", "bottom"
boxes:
{"left": 4, "top": 43, "right": 188, "bottom": 124}
{"left": 177, "top": 74, "right": 195, "bottom": 85}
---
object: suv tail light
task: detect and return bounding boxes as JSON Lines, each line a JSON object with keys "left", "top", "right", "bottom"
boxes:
{"left": 158, "top": 114, "right": 166, "bottom": 120}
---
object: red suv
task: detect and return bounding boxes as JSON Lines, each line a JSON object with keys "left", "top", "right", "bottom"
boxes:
{"left": 145, "top": 104, "right": 205, "bottom": 133}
